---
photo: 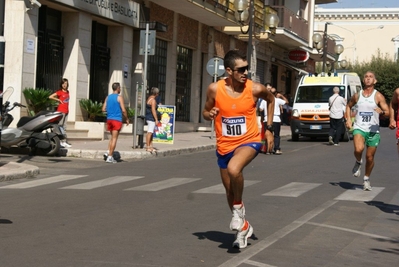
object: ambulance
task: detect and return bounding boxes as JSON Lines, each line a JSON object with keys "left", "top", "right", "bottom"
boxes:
{"left": 290, "top": 73, "right": 362, "bottom": 141}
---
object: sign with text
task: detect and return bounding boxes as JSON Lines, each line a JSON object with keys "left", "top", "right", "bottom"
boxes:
{"left": 153, "top": 105, "right": 175, "bottom": 144}
{"left": 288, "top": 49, "right": 309, "bottom": 63}
{"left": 50, "top": 0, "right": 140, "bottom": 27}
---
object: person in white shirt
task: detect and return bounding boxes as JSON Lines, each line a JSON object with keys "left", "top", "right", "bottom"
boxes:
{"left": 259, "top": 87, "right": 288, "bottom": 155}
{"left": 328, "top": 86, "right": 346, "bottom": 146}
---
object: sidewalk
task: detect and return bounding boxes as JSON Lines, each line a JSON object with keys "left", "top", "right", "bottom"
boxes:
{"left": 0, "top": 126, "right": 291, "bottom": 181}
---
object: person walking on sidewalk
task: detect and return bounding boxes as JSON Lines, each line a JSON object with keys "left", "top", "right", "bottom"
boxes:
{"left": 202, "top": 49, "right": 275, "bottom": 249}
{"left": 145, "top": 87, "right": 160, "bottom": 152}
{"left": 328, "top": 86, "right": 346, "bottom": 146}
{"left": 345, "top": 71, "right": 389, "bottom": 191}
{"left": 102, "top": 82, "right": 129, "bottom": 163}
{"left": 389, "top": 87, "right": 399, "bottom": 158}
{"left": 49, "top": 78, "right": 71, "bottom": 148}
{"left": 259, "top": 87, "right": 288, "bottom": 155}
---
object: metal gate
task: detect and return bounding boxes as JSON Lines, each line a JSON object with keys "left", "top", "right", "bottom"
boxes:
{"left": 89, "top": 44, "right": 110, "bottom": 103}
{"left": 175, "top": 46, "right": 192, "bottom": 122}
{"left": 36, "top": 6, "right": 63, "bottom": 92}
{"left": 148, "top": 38, "right": 167, "bottom": 103}
{"left": 89, "top": 22, "right": 110, "bottom": 103}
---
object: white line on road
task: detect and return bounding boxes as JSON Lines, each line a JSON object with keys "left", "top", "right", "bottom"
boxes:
{"left": 244, "top": 259, "right": 277, "bottom": 267}
{"left": 0, "top": 175, "right": 87, "bottom": 189}
{"left": 263, "top": 182, "right": 321, "bottom": 197}
{"left": 124, "top": 178, "right": 201, "bottom": 191}
{"left": 305, "top": 221, "right": 394, "bottom": 240}
{"left": 192, "top": 180, "right": 261, "bottom": 194}
{"left": 334, "top": 186, "right": 384, "bottom": 201}
{"left": 59, "top": 176, "right": 145, "bottom": 190}
{"left": 218, "top": 200, "right": 338, "bottom": 267}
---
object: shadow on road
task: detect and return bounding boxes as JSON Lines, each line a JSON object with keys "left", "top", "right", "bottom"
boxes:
{"left": 193, "top": 231, "right": 259, "bottom": 253}
{"left": 329, "top": 181, "right": 361, "bottom": 190}
{"left": 365, "top": 201, "right": 399, "bottom": 215}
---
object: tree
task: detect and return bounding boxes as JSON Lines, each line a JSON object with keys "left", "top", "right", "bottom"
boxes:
{"left": 351, "top": 50, "right": 399, "bottom": 101}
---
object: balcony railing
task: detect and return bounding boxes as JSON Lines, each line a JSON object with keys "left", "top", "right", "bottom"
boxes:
{"left": 272, "top": 6, "right": 309, "bottom": 41}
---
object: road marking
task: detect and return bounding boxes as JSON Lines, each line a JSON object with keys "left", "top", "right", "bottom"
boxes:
{"left": 334, "top": 186, "right": 384, "bottom": 201}
{"left": 305, "top": 222, "right": 394, "bottom": 240}
{"left": 263, "top": 182, "right": 321, "bottom": 197}
{"left": 244, "top": 259, "right": 277, "bottom": 267}
{"left": 192, "top": 180, "right": 261, "bottom": 194}
{"left": 124, "top": 178, "right": 201, "bottom": 191}
{"left": 0, "top": 175, "right": 87, "bottom": 189}
{"left": 218, "top": 200, "right": 337, "bottom": 267}
{"left": 59, "top": 176, "right": 145, "bottom": 190}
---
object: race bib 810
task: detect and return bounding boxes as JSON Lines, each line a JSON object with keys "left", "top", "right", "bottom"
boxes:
{"left": 221, "top": 116, "right": 247, "bottom": 136}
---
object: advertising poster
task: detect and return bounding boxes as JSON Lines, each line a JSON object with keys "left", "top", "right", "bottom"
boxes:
{"left": 153, "top": 105, "right": 175, "bottom": 144}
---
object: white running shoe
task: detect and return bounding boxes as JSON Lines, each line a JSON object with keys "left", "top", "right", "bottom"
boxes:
{"left": 232, "top": 221, "right": 253, "bottom": 249}
{"left": 328, "top": 136, "right": 334, "bottom": 145}
{"left": 103, "top": 152, "right": 109, "bottom": 161}
{"left": 61, "top": 142, "right": 71, "bottom": 148}
{"left": 352, "top": 160, "right": 362, "bottom": 177}
{"left": 230, "top": 203, "right": 245, "bottom": 231}
{"left": 105, "top": 156, "right": 117, "bottom": 163}
{"left": 363, "top": 180, "right": 372, "bottom": 191}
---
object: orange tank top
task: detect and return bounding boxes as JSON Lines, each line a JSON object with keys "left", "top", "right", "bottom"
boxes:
{"left": 214, "top": 79, "right": 261, "bottom": 155}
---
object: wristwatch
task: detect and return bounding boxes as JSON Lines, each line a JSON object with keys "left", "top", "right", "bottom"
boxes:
{"left": 266, "top": 124, "right": 274, "bottom": 133}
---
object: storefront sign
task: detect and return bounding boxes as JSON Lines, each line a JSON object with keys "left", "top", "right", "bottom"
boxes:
{"left": 51, "top": 0, "right": 140, "bottom": 27}
{"left": 153, "top": 105, "right": 175, "bottom": 144}
{"left": 288, "top": 49, "right": 309, "bottom": 63}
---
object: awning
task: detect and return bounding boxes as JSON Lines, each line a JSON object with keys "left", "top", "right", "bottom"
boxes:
{"left": 276, "top": 60, "right": 309, "bottom": 75}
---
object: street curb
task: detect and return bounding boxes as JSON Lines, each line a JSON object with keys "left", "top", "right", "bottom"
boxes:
{"left": 0, "top": 162, "right": 40, "bottom": 181}
{"left": 63, "top": 144, "right": 217, "bottom": 160}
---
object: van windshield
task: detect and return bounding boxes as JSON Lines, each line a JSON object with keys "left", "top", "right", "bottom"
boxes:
{"left": 294, "top": 85, "right": 345, "bottom": 103}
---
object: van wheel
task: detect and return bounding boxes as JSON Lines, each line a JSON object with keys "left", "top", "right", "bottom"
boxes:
{"left": 292, "top": 133, "right": 299, "bottom": 141}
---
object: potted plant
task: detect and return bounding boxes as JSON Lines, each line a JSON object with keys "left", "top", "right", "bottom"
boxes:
{"left": 22, "top": 88, "right": 58, "bottom": 116}
{"left": 79, "top": 99, "right": 106, "bottom": 122}
{"left": 126, "top": 107, "right": 135, "bottom": 122}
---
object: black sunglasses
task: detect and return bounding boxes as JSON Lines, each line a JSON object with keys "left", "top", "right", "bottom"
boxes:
{"left": 233, "top": 65, "right": 249, "bottom": 74}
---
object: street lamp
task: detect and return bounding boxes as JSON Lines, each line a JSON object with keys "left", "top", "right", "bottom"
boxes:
{"left": 312, "top": 22, "right": 346, "bottom": 77}
{"left": 312, "top": 22, "right": 330, "bottom": 76}
{"left": 332, "top": 44, "right": 344, "bottom": 75}
{"left": 233, "top": 0, "right": 279, "bottom": 79}
{"left": 339, "top": 59, "right": 348, "bottom": 69}
{"left": 328, "top": 23, "right": 384, "bottom": 64}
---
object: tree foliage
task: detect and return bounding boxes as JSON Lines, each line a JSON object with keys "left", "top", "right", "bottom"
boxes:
{"left": 350, "top": 51, "right": 399, "bottom": 101}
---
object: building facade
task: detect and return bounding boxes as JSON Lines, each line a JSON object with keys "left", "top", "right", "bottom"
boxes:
{"left": 1, "top": 0, "right": 337, "bottom": 134}
{"left": 314, "top": 7, "right": 399, "bottom": 66}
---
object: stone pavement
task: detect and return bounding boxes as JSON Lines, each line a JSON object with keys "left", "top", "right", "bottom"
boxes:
{"left": 0, "top": 126, "right": 291, "bottom": 181}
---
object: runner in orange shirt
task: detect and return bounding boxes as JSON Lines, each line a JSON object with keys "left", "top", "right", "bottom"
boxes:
{"left": 202, "top": 50, "right": 275, "bottom": 249}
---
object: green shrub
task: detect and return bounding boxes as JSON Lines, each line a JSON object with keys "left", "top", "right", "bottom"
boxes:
{"left": 126, "top": 107, "right": 135, "bottom": 117}
{"left": 79, "top": 99, "right": 105, "bottom": 122}
{"left": 23, "top": 88, "right": 57, "bottom": 115}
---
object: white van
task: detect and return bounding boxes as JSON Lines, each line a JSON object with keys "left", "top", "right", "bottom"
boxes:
{"left": 290, "top": 73, "right": 362, "bottom": 141}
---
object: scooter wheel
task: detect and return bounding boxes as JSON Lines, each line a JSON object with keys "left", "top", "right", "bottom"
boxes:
{"left": 36, "top": 135, "right": 61, "bottom": 156}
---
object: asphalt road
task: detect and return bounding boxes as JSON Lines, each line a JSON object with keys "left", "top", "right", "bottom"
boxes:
{"left": 0, "top": 128, "right": 398, "bottom": 267}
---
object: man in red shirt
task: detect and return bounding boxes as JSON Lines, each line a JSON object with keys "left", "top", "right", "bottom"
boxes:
{"left": 49, "top": 78, "right": 71, "bottom": 148}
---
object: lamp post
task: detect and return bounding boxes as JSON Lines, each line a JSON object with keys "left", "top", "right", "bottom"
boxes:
{"left": 328, "top": 24, "right": 384, "bottom": 64}
{"left": 233, "top": 0, "right": 279, "bottom": 79}
{"left": 312, "top": 22, "right": 330, "bottom": 76}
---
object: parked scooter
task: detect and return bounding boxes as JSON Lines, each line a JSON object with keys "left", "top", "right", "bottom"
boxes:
{"left": 0, "top": 87, "right": 66, "bottom": 156}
